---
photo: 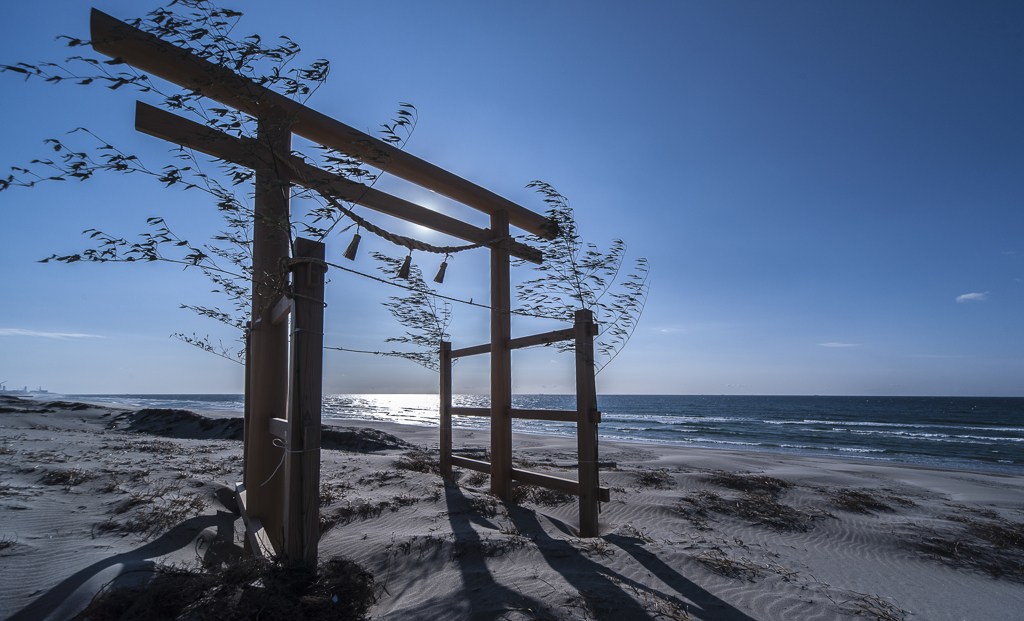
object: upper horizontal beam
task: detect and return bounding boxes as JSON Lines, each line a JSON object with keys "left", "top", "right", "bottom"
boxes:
{"left": 91, "top": 9, "right": 557, "bottom": 239}
{"left": 135, "top": 102, "right": 543, "bottom": 264}
{"left": 508, "top": 328, "right": 575, "bottom": 350}
{"left": 449, "top": 343, "right": 491, "bottom": 359}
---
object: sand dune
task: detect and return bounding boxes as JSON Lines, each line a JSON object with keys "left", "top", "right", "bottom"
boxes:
{"left": 1, "top": 395, "right": 1022, "bottom": 620}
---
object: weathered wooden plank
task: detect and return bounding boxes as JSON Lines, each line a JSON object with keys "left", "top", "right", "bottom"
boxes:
{"left": 508, "top": 328, "right": 575, "bottom": 350}
{"left": 491, "top": 210, "right": 513, "bottom": 501}
{"left": 451, "top": 455, "right": 491, "bottom": 474}
{"left": 269, "top": 417, "right": 288, "bottom": 441}
{"left": 510, "top": 469, "right": 611, "bottom": 503}
{"left": 283, "top": 238, "right": 326, "bottom": 567}
{"left": 271, "top": 296, "right": 292, "bottom": 326}
{"left": 440, "top": 342, "right": 453, "bottom": 480}
{"left": 235, "top": 482, "right": 275, "bottom": 558}
{"left": 510, "top": 408, "right": 578, "bottom": 423}
{"left": 134, "top": 103, "right": 543, "bottom": 264}
{"left": 449, "top": 343, "right": 491, "bottom": 359}
{"left": 450, "top": 406, "right": 491, "bottom": 418}
{"left": 575, "top": 308, "right": 600, "bottom": 537}
{"left": 243, "top": 107, "right": 291, "bottom": 555}
{"left": 93, "top": 10, "right": 557, "bottom": 239}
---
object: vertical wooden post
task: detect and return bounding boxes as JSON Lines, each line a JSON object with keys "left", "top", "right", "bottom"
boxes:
{"left": 283, "top": 237, "right": 326, "bottom": 567}
{"left": 244, "top": 105, "right": 291, "bottom": 553}
{"left": 241, "top": 321, "right": 253, "bottom": 556}
{"left": 440, "top": 341, "right": 453, "bottom": 480}
{"left": 490, "top": 210, "right": 513, "bottom": 501}
{"left": 575, "top": 308, "right": 599, "bottom": 537}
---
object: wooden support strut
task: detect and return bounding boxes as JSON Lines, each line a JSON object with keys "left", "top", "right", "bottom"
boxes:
{"left": 283, "top": 238, "right": 326, "bottom": 567}
{"left": 575, "top": 309, "right": 600, "bottom": 537}
{"left": 243, "top": 106, "right": 291, "bottom": 554}
{"left": 440, "top": 342, "right": 453, "bottom": 480}
{"left": 91, "top": 9, "right": 558, "bottom": 240}
{"left": 490, "top": 210, "right": 512, "bottom": 501}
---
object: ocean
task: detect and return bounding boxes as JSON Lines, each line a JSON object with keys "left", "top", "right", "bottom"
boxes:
{"left": 65, "top": 393, "right": 1024, "bottom": 475}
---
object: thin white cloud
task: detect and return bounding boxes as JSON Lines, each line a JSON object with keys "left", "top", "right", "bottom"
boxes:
{"left": 956, "top": 292, "right": 988, "bottom": 303}
{"left": 819, "top": 342, "right": 859, "bottom": 348}
{"left": 0, "top": 328, "right": 103, "bottom": 339}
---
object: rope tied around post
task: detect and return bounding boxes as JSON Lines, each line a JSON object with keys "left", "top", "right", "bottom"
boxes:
{"left": 261, "top": 437, "right": 322, "bottom": 486}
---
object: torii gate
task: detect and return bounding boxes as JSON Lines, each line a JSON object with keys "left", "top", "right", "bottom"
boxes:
{"left": 88, "top": 7, "right": 604, "bottom": 565}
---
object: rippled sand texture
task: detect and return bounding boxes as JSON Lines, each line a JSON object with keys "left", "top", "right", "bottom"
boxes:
{"left": 2, "top": 395, "right": 1023, "bottom": 620}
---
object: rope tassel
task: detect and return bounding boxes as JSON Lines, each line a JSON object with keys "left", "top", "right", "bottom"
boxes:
{"left": 433, "top": 257, "right": 448, "bottom": 284}
{"left": 398, "top": 253, "right": 412, "bottom": 280}
{"left": 343, "top": 232, "right": 361, "bottom": 261}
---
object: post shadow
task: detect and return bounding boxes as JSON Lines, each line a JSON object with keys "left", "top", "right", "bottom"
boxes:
{"left": 604, "top": 533, "right": 760, "bottom": 621}
{"left": 443, "top": 483, "right": 550, "bottom": 620}
{"left": 507, "top": 508, "right": 759, "bottom": 621}
{"left": 8, "top": 511, "right": 241, "bottom": 621}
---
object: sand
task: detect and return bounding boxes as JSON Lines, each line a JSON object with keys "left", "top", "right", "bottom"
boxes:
{"left": 1, "top": 394, "right": 1022, "bottom": 620}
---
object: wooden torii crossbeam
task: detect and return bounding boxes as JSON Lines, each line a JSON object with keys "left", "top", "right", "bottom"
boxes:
{"left": 88, "top": 6, "right": 607, "bottom": 563}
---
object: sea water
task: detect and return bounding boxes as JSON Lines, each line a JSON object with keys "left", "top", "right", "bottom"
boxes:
{"left": 68, "top": 393, "right": 1024, "bottom": 474}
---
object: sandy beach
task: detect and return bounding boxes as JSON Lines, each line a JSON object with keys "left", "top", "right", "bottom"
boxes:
{"left": 1, "top": 395, "right": 1022, "bottom": 620}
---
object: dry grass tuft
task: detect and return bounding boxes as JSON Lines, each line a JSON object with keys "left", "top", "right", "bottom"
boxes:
{"left": 71, "top": 557, "right": 375, "bottom": 621}
{"left": 318, "top": 481, "right": 352, "bottom": 507}
{"left": 464, "top": 471, "right": 489, "bottom": 487}
{"left": 323, "top": 495, "right": 422, "bottom": 527}
{"left": 707, "top": 471, "right": 791, "bottom": 495}
{"left": 824, "top": 590, "right": 909, "bottom": 621}
{"left": 829, "top": 488, "right": 914, "bottom": 514}
{"left": 913, "top": 514, "right": 1024, "bottom": 581}
{"left": 678, "top": 490, "right": 825, "bottom": 532}
{"left": 695, "top": 548, "right": 763, "bottom": 581}
{"left": 40, "top": 467, "right": 94, "bottom": 488}
{"left": 394, "top": 450, "right": 440, "bottom": 475}
{"left": 510, "top": 483, "right": 575, "bottom": 506}
{"left": 633, "top": 469, "right": 675, "bottom": 490}
{"left": 96, "top": 483, "right": 207, "bottom": 538}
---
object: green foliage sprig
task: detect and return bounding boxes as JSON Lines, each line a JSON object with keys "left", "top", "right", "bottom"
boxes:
{"left": 516, "top": 181, "right": 650, "bottom": 373}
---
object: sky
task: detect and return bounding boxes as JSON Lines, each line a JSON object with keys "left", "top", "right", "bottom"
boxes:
{"left": 1, "top": 1, "right": 1022, "bottom": 397}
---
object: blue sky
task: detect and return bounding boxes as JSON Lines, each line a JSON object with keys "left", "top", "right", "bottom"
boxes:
{"left": 1, "top": 1, "right": 1021, "bottom": 396}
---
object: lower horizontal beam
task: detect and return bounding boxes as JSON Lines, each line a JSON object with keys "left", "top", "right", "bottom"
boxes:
{"left": 448, "top": 460, "right": 610, "bottom": 503}
{"left": 451, "top": 406, "right": 595, "bottom": 423}
{"left": 511, "top": 408, "right": 578, "bottom": 423}
{"left": 508, "top": 328, "right": 574, "bottom": 351}
{"left": 451, "top": 455, "right": 490, "bottom": 474}
{"left": 450, "top": 343, "right": 491, "bottom": 359}
{"left": 451, "top": 406, "right": 491, "bottom": 418}
{"left": 511, "top": 468, "right": 611, "bottom": 502}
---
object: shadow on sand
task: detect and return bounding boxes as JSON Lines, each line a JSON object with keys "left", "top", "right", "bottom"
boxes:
{"left": 8, "top": 510, "right": 241, "bottom": 621}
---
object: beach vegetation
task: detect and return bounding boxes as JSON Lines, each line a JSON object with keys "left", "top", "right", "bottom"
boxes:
{"left": 633, "top": 468, "right": 675, "bottom": 490}
{"left": 913, "top": 513, "right": 1024, "bottom": 582}
{"left": 394, "top": 449, "right": 441, "bottom": 475}
{"left": 678, "top": 489, "right": 827, "bottom": 532}
{"left": 96, "top": 480, "right": 207, "bottom": 538}
{"left": 706, "top": 471, "right": 791, "bottom": 495}
{"left": 40, "top": 467, "right": 94, "bottom": 488}
{"left": 510, "top": 483, "right": 575, "bottom": 506}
